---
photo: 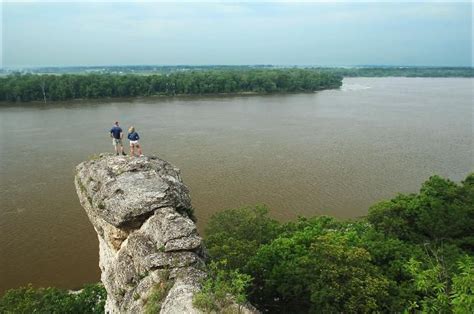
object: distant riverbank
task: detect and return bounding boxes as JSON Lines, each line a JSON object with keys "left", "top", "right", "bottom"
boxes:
{"left": 3, "top": 66, "right": 472, "bottom": 104}
{"left": 1, "top": 65, "right": 472, "bottom": 77}
{"left": 317, "top": 66, "right": 473, "bottom": 78}
{"left": 0, "top": 69, "right": 342, "bottom": 103}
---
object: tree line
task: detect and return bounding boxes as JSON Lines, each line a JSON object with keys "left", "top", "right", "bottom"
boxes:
{"left": 0, "top": 69, "right": 343, "bottom": 102}
{"left": 197, "top": 173, "right": 474, "bottom": 313}
{"left": 315, "top": 66, "right": 474, "bottom": 77}
{"left": 2, "top": 65, "right": 472, "bottom": 77}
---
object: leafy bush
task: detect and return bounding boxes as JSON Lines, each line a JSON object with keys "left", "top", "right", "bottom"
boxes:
{"left": 367, "top": 174, "right": 474, "bottom": 249}
{"left": 193, "top": 261, "right": 252, "bottom": 312}
{"left": 0, "top": 283, "right": 106, "bottom": 314}
{"left": 451, "top": 256, "right": 474, "bottom": 313}
{"left": 71, "top": 284, "right": 107, "bottom": 313}
{"left": 406, "top": 254, "right": 474, "bottom": 313}
{"left": 247, "top": 221, "right": 390, "bottom": 312}
{"left": 204, "top": 205, "right": 281, "bottom": 270}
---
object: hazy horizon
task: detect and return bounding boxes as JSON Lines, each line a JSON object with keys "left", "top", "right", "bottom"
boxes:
{"left": 2, "top": 63, "right": 474, "bottom": 69}
{"left": 1, "top": 1, "right": 473, "bottom": 67}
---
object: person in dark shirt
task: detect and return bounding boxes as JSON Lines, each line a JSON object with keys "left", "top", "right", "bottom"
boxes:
{"left": 127, "top": 126, "right": 143, "bottom": 157}
{"left": 110, "top": 121, "right": 126, "bottom": 156}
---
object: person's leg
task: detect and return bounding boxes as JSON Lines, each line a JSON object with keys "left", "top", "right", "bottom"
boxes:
{"left": 130, "top": 144, "right": 135, "bottom": 157}
{"left": 113, "top": 139, "right": 119, "bottom": 155}
{"left": 137, "top": 144, "right": 142, "bottom": 156}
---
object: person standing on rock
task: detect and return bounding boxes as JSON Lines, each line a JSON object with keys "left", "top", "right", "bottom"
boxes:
{"left": 110, "top": 121, "right": 126, "bottom": 156}
{"left": 128, "top": 126, "right": 143, "bottom": 157}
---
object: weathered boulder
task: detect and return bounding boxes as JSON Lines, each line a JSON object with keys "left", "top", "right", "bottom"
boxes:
{"left": 75, "top": 154, "right": 208, "bottom": 313}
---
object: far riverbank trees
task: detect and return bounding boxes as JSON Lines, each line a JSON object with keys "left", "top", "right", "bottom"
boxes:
{"left": 0, "top": 69, "right": 342, "bottom": 102}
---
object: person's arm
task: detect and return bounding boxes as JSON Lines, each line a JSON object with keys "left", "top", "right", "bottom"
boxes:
{"left": 136, "top": 133, "right": 140, "bottom": 140}
{"left": 110, "top": 128, "right": 113, "bottom": 138}
{"left": 120, "top": 127, "right": 123, "bottom": 139}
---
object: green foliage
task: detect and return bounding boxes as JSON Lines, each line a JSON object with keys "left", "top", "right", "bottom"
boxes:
{"left": 144, "top": 281, "right": 173, "bottom": 314}
{"left": 406, "top": 254, "right": 474, "bottom": 313}
{"left": 315, "top": 66, "right": 474, "bottom": 78}
{"left": 193, "top": 261, "right": 252, "bottom": 312}
{"left": 3, "top": 173, "right": 472, "bottom": 313}
{"left": 0, "top": 69, "right": 342, "bottom": 102}
{"left": 406, "top": 257, "right": 450, "bottom": 312}
{"left": 451, "top": 256, "right": 474, "bottom": 313}
{"left": 144, "top": 270, "right": 173, "bottom": 314}
{"left": 70, "top": 284, "right": 107, "bottom": 314}
{"left": 247, "top": 221, "right": 390, "bottom": 313}
{"left": 367, "top": 174, "right": 474, "bottom": 250}
{"left": 204, "top": 205, "right": 281, "bottom": 270}
{"left": 204, "top": 173, "right": 474, "bottom": 313}
{"left": 0, "top": 283, "right": 106, "bottom": 314}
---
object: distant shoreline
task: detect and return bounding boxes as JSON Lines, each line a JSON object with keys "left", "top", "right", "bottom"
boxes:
{"left": 1, "top": 76, "right": 473, "bottom": 106}
{"left": 0, "top": 89, "right": 331, "bottom": 106}
{"left": 0, "top": 69, "right": 343, "bottom": 103}
{"left": 1, "top": 65, "right": 472, "bottom": 74}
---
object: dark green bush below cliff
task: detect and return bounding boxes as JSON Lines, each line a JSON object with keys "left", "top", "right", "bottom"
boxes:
{"left": 0, "top": 283, "right": 106, "bottom": 314}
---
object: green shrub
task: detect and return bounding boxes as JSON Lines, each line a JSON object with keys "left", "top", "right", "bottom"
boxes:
{"left": 367, "top": 174, "right": 474, "bottom": 250}
{"left": 193, "top": 261, "right": 252, "bottom": 312}
{"left": 204, "top": 205, "right": 281, "bottom": 270}
{"left": 247, "top": 224, "right": 390, "bottom": 313}
{"left": 451, "top": 256, "right": 474, "bottom": 313}
{"left": 144, "top": 271, "right": 173, "bottom": 314}
{"left": 0, "top": 283, "right": 106, "bottom": 314}
{"left": 406, "top": 254, "right": 474, "bottom": 313}
{"left": 71, "top": 284, "right": 107, "bottom": 314}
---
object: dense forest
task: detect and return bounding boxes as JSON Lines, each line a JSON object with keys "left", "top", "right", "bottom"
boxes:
{"left": 0, "top": 69, "right": 342, "bottom": 102}
{"left": 1, "top": 174, "right": 473, "bottom": 313}
{"left": 196, "top": 173, "right": 474, "bottom": 313}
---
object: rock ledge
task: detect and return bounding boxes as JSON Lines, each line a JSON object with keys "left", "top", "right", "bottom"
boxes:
{"left": 75, "top": 154, "right": 206, "bottom": 313}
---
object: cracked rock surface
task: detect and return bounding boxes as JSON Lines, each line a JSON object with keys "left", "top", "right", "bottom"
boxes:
{"left": 75, "top": 154, "right": 206, "bottom": 313}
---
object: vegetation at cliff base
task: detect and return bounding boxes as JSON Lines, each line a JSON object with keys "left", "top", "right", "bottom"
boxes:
{"left": 193, "top": 260, "right": 252, "bottom": 312}
{"left": 0, "top": 69, "right": 342, "bottom": 102}
{"left": 2, "top": 174, "right": 472, "bottom": 313}
{"left": 203, "top": 173, "right": 474, "bottom": 313}
{"left": 0, "top": 283, "right": 106, "bottom": 314}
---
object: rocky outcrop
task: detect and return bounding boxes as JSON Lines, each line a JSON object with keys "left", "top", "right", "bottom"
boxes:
{"left": 75, "top": 154, "right": 208, "bottom": 313}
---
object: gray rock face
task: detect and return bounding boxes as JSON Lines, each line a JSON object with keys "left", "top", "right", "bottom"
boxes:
{"left": 75, "top": 154, "right": 206, "bottom": 313}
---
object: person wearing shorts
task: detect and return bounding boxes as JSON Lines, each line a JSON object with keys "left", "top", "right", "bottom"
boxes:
{"left": 110, "top": 121, "right": 126, "bottom": 156}
{"left": 128, "top": 126, "right": 143, "bottom": 157}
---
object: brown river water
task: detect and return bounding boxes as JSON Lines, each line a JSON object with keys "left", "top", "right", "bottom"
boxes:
{"left": 0, "top": 78, "right": 472, "bottom": 293}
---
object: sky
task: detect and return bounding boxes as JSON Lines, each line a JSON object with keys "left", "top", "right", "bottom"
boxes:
{"left": 1, "top": 1, "right": 472, "bottom": 67}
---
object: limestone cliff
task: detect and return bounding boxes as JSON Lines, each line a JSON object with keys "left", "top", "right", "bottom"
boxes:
{"left": 74, "top": 154, "right": 245, "bottom": 313}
